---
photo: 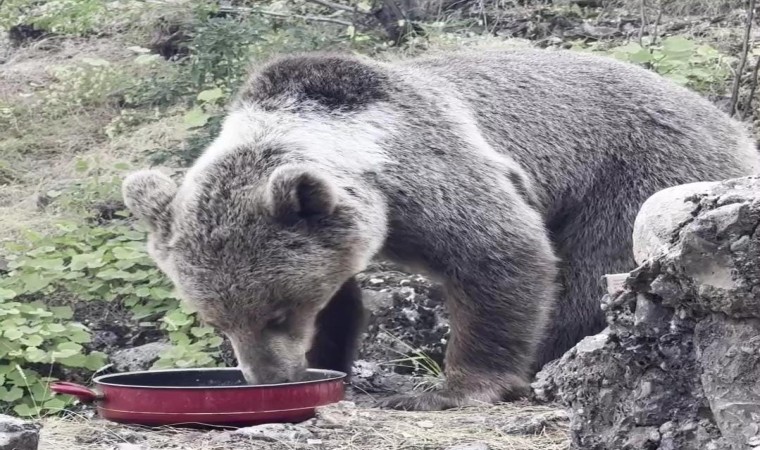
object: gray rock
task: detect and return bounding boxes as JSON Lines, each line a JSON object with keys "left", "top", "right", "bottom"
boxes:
{"left": 232, "top": 423, "right": 313, "bottom": 443}
{"left": 349, "top": 360, "right": 418, "bottom": 401}
{"left": 632, "top": 181, "right": 716, "bottom": 265}
{"left": 314, "top": 401, "right": 359, "bottom": 428}
{"left": 361, "top": 289, "right": 394, "bottom": 313}
{"left": 110, "top": 342, "right": 170, "bottom": 372}
{"left": 0, "top": 414, "right": 41, "bottom": 450}
{"left": 534, "top": 176, "right": 760, "bottom": 450}
{"left": 499, "top": 411, "right": 570, "bottom": 435}
{"left": 695, "top": 316, "right": 760, "bottom": 447}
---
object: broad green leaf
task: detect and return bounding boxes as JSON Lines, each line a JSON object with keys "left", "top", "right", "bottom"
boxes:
{"left": 58, "top": 354, "right": 87, "bottom": 367}
{"left": 74, "top": 159, "right": 89, "bottom": 173}
{"left": 611, "top": 42, "right": 644, "bottom": 56}
{"left": 22, "top": 273, "right": 50, "bottom": 293}
{"left": 13, "top": 403, "right": 39, "bottom": 417}
{"left": 70, "top": 253, "right": 105, "bottom": 270}
{"left": 27, "top": 258, "right": 64, "bottom": 270}
{"left": 660, "top": 36, "right": 695, "bottom": 60}
{"left": 183, "top": 108, "right": 210, "bottom": 129}
{"left": 24, "top": 347, "right": 49, "bottom": 363}
{"left": 4, "top": 328, "right": 23, "bottom": 340}
{"left": 664, "top": 72, "right": 690, "bottom": 85}
{"left": 168, "top": 331, "right": 191, "bottom": 346}
{"left": 57, "top": 341, "right": 83, "bottom": 352}
{"left": 85, "top": 352, "right": 107, "bottom": 371}
{"left": 0, "top": 386, "right": 24, "bottom": 402}
{"left": 626, "top": 48, "right": 654, "bottom": 64}
{"left": 112, "top": 246, "right": 143, "bottom": 260}
{"left": 43, "top": 397, "right": 68, "bottom": 412}
{"left": 50, "top": 306, "right": 73, "bottom": 320}
{"left": 191, "top": 326, "right": 213, "bottom": 337}
{"left": 150, "top": 287, "right": 174, "bottom": 300}
{"left": 21, "top": 335, "right": 43, "bottom": 347}
{"left": 66, "top": 329, "right": 91, "bottom": 344}
{"left": 197, "top": 87, "right": 224, "bottom": 102}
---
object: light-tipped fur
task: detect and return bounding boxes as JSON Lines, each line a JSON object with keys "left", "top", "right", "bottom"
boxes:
{"left": 123, "top": 49, "right": 760, "bottom": 410}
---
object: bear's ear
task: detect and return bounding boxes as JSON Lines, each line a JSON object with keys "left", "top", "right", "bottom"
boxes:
{"left": 266, "top": 166, "right": 337, "bottom": 223}
{"left": 122, "top": 170, "right": 178, "bottom": 231}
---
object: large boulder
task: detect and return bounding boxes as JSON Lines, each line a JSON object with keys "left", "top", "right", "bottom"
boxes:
{"left": 533, "top": 176, "right": 760, "bottom": 450}
{"left": 0, "top": 414, "right": 40, "bottom": 450}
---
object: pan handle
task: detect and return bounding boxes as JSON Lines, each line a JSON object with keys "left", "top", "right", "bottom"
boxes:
{"left": 50, "top": 381, "right": 103, "bottom": 403}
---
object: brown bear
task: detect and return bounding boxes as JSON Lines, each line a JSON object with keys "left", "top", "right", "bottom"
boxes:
{"left": 122, "top": 49, "right": 760, "bottom": 411}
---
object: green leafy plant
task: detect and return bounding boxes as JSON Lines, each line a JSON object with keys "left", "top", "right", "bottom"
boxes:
{"left": 183, "top": 87, "right": 228, "bottom": 130}
{"left": 0, "top": 300, "right": 105, "bottom": 416}
{"left": 583, "top": 36, "right": 733, "bottom": 93}
{"left": 0, "top": 171, "right": 224, "bottom": 416}
{"left": 41, "top": 50, "right": 187, "bottom": 119}
{"left": 187, "top": 16, "right": 267, "bottom": 89}
{"left": 0, "top": 0, "right": 110, "bottom": 36}
{"left": 0, "top": 218, "right": 224, "bottom": 415}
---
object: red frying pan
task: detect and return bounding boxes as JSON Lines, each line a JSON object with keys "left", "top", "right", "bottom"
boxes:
{"left": 50, "top": 368, "right": 346, "bottom": 427}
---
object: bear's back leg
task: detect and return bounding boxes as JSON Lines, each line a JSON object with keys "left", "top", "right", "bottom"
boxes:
{"left": 535, "top": 174, "right": 671, "bottom": 368}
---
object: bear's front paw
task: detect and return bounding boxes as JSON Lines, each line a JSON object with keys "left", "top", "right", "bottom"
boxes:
{"left": 376, "top": 388, "right": 507, "bottom": 411}
{"left": 377, "top": 391, "right": 461, "bottom": 411}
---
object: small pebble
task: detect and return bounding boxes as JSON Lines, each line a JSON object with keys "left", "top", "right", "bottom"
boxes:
{"left": 445, "top": 442, "right": 491, "bottom": 450}
{"left": 233, "top": 423, "right": 313, "bottom": 443}
{"left": 416, "top": 420, "right": 435, "bottom": 429}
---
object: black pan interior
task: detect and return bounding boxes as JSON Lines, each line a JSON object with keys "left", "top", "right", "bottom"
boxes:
{"left": 97, "top": 369, "right": 340, "bottom": 388}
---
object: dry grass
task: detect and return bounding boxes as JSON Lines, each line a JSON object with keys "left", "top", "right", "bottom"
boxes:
{"left": 0, "top": 108, "right": 188, "bottom": 239}
{"left": 39, "top": 402, "right": 569, "bottom": 450}
{"left": 0, "top": 28, "right": 190, "bottom": 239}
{"left": 609, "top": 0, "right": 746, "bottom": 16}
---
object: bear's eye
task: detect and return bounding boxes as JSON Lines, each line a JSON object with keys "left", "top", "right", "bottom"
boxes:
{"left": 266, "top": 310, "right": 290, "bottom": 330}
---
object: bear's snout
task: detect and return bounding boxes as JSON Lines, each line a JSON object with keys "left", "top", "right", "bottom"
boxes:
{"left": 240, "top": 361, "right": 307, "bottom": 385}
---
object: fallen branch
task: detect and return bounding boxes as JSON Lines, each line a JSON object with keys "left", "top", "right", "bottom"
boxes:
{"left": 742, "top": 55, "right": 760, "bottom": 120}
{"left": 650, "top": 0, "right": 663, "bottom": 46}
{"left": 729, "top": 0, "right": 756, "bottom": 117}
{"left": 218, "top": 5, "right": 353, "bottom": 26}
{"left": 638, "top": 0, "right": 647, "bottom": 47}
{"left": 304, "top": 0, "right": 368, "bottom": 14}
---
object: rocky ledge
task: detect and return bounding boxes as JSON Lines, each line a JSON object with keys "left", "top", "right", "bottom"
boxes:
{"left": 533, "top": 176, "right": 760, "bottom": 450}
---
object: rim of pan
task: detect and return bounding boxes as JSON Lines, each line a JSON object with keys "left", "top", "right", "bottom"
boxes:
{"left": 93, "top": 367, "right": 347, "bottom": 390}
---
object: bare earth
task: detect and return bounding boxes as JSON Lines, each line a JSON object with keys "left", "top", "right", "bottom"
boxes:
{"left": 39, "top": 402, "right": 570, "bottom": 450}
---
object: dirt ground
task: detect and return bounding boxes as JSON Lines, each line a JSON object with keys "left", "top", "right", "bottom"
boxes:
{"left": 39, "top": 401, "right": 570, "bottom": 450}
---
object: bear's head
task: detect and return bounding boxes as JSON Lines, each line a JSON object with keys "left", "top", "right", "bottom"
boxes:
{"left": 122, "top": 157, "right": 371, "bottom": 384}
